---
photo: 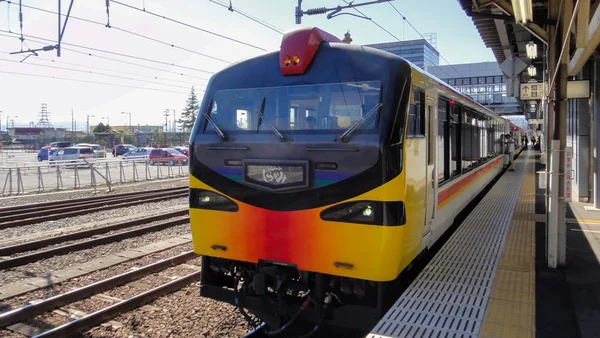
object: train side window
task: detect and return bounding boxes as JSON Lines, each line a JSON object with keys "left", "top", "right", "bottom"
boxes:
{"left": 437, "top": 99, "right": 449, "bottom": 182}
{"left": 449, "top": 105, "right": 461, "bottom": 176}
{"left": 408, "top": 88, "right": 425, "bottom": 137}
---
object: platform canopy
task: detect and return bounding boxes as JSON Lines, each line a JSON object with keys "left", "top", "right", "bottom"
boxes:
{"left": 458, "top": 0, "right": 600, "bottom": 78}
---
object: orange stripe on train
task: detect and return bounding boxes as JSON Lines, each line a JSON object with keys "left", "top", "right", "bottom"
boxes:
{"left": 438, "top": 156, "right": 503, "bottom": 208}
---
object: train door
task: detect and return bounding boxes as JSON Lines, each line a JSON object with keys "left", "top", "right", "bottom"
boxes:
{"left": 424, "top": 96, "right": 437, "bottom": 247}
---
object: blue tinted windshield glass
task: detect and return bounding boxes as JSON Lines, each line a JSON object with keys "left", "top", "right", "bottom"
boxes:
{"left": 205, "top": 81, "right": 381, "bottom": 132}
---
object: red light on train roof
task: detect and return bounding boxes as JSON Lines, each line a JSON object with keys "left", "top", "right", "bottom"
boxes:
{"left": 280, "top": 27, "right": 341, "bottom": 76}
{"left": 449, "top": 99, "right": 455, "bottom": 105}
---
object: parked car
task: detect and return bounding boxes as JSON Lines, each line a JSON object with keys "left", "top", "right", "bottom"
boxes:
{"left": 172, "top": 146, "right": 189, "bottom": 157}
{"left": 112, "top": 144, "right": 136, "bottom": 156}
{"left": 49, "top": 146, "right": 96, "bottom": 163}
{"left": 148, "top": 148, "right": 188, "bottom": 166}
{"left": 122, "top": 147, "right": 154, "bottom": 161}
{"left": 74, "top": 143, "right": 107, "bottom": 158}
{"left": 49, "top": 141, "right": 71, "bottom": 149}
{"left": 37, "top": 147, "right": 57, "bottom": 161}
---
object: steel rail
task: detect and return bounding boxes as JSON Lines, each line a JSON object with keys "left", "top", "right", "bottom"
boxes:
{"left": 32, "top": 270, "right": 201, "bottom": 338}
{"left": 0, "top": 251, "right": 197, "bottom": 328}
{"left": 0, "top": 210, "right": 189, "bottom": 256}
{"left": 0, "top": 191, "right": 188, "bottom": 230}
{"left": 0, "top": 187, "right": 186, "bottom": 214}
{"left": 0, "top": 216, "right": 189, "bottom": 270}
{"left": 0, "top": 188, "right": 187, "bottom": 219}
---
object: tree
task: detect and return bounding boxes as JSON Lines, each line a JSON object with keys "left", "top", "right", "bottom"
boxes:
{"left": 93, "top": 122, "right": 109, "bottom": 133}
{"left": 179, "top": 86, "right": 200, "bottom": 132}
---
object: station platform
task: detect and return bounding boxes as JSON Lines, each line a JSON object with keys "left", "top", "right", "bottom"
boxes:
{"left": 366, "top": 149, "right": 600, "bottom": 338}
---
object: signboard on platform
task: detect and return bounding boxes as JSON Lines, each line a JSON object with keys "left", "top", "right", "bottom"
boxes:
{"left": 565, "top": 147, "right": 573, "bottom": 202}
{"left": 520, "top": 82, "right": 544, "bottom": 100}
{"left": 567, "top": 80, "right": 590, "bottom": 99}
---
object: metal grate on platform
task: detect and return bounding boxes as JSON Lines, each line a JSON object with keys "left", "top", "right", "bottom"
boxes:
{"left": 367, "top": 153, "right": 530, "bottom": 338}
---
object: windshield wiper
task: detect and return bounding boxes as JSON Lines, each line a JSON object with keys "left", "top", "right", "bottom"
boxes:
{"left": 203, "top": 99, "right": 226, "bottom": 140}
{"left": 339, "top": 103, "right": 382, "bottom": 142}
{"left": 256, "top": 97, "right": 285, "bottom": 141}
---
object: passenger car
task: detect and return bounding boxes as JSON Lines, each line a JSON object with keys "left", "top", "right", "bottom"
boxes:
{"left": 112, "top": 144, "right": 136, "bottom": 156}
{"left": 122, "top": 147, "right": 154, "bottom": 161}
{"left": 37, "top": 147, "right": 57, "bottom": 161}
{"left": 74, "top": 143, "right": 107, "bottom": 158}
{"left": 148, "top": 148, "right": 188, "bottom": 165}
{"left": 49, "top": 146, "right": 96, "bottom": 163}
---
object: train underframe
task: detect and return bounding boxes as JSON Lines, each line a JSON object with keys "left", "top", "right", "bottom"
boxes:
{"left": 199, "top": 255, "right": 410, "bottom": 332}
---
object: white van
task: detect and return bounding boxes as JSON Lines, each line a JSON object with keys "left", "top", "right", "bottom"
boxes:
{"left": 49, "top": 146, "right": 96, "bottom": 163}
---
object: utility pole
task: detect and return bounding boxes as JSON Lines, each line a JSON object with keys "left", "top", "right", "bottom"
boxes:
{"left": 71, "top": 109, "right": 74, "bottom": 143}
{"left": 86, "top": 114, "right": 95, "bottom": 137}
{"left": 163, "top": 110, "right": 170, "bottom": 132}
{"left": 121, "top": 112, "right": 132, "bottom": 133}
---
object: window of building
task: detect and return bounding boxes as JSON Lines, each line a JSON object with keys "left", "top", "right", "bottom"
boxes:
{"left": 486, "top": 76, "right": 494, "bottom": 84}
{"left": 449, "top": 79, "right": 455, "bottom": 85}
{"left": 494, "top": 76, "right": 503, "bottom": 83}
{"left": 478, "top": 77, "right": 486, "bottom": 84}
{"left": 456, "top": 78, "right": 463, "bottom": 85}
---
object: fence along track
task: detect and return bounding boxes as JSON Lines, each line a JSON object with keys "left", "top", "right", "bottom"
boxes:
{"left": 0, "top": 190, "right": 188, "bottom": 230}
{"left": 1, "top": 157, "right": 189, "bottom": 196}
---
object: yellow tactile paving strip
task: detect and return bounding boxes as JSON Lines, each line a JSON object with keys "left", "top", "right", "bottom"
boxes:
{"left": 480, "top": 155, "right": 536, "bottom": 338}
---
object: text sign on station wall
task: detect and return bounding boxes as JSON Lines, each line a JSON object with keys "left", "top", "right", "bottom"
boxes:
{"left": 565, "top": 147, "right": 573, "bottom": 202}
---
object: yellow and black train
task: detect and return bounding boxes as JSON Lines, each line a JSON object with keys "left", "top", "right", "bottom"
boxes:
{"left": 188, "top": 27, "right": 522, "bottom": 331}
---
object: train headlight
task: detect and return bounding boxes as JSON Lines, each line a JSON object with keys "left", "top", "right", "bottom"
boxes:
{"left": 190, "top": 189, "right": 239, "bottom": 212}
{"left": 283, "top": 55, "right": 291, "bottom": 66}
{"left": 320, "top": 200, "right": 405, "bottom": 226}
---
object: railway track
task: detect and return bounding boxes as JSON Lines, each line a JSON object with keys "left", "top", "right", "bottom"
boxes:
{"left": 0, "top": 210, "right": 189, "bottom": 270}
{"left": 0, "top": 251, "right": 200, "bottom": 338}
{"left": 0, "top": 187, "right": 188, "bottom": 230}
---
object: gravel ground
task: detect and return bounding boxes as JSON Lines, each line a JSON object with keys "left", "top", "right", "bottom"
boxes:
{"left": 4, "top": 214, "right": 188, "bottom": 259}
{"left": 0, "top": 178, "right": 187, "bottom": 208}
{"left": 2, "top": 243, "right": 195, "bottom": 309}
{"left": 85, "top": 284, "right": 254, "bottom": 338}
{"left": 0, "top": 197, "right": 188, "bottom": 243}
{"left": 0, "top": 222, "right": 191, "bottom": 286}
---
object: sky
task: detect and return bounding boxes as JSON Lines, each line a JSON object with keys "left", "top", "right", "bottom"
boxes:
{"left": 0, "top": 0, "right": 496, "bottom": 131}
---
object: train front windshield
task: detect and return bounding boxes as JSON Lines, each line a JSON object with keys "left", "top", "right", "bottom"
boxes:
{"left": 203, "top": 81, "right": 382, "bottom": 135}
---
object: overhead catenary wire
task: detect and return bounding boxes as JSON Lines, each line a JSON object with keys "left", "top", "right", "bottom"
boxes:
{"left": 387, "top": 2, "right": 465, "bottom": 79}
{"left": 0, "top": 57, "right": 205, "bottom": 90}
{"left": 342, "top": 0, "right": 400, "bottom": 41}
{"left": 0, "top": 50, "right": 206, "bottom": 86}
{"left": 0, "top": 33, "right": 211, "bottom": 81}
{"left": 4, "top": 1, "right": 233, "bottom": 64}
{"left": 0, "top": 29, "right": 215, "bottom": 74}
{"left": 339, "top": 0, "right": 456, "bottom": 80}
{"left": 207, "top": 0, "right": 284, "bottom": 35}
{"left": 0, "top": 70, "right": 191, "bottom": 94}
{"left": 109, "top": 0, "right": 268, "bottom": 51}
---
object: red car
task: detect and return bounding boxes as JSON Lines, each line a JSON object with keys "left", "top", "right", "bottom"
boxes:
{"left": 172, "top": 146, "right": 189, "bottom": 157}
{"left": 148, "top": 148, "right": 188, "bottom": 165}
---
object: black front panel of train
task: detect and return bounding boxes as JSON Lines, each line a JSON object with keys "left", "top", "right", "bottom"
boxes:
{"left": 190, "top": 44, "right": 411, "bottom": 211}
